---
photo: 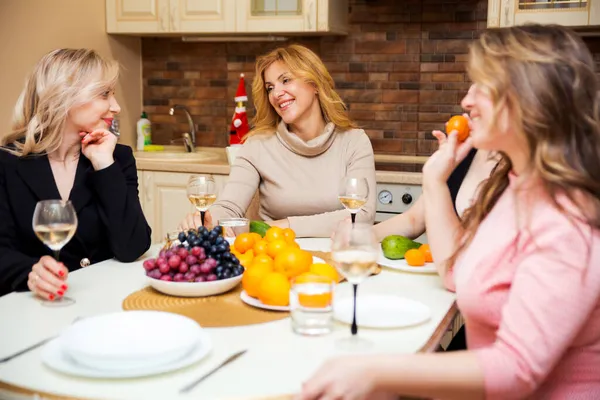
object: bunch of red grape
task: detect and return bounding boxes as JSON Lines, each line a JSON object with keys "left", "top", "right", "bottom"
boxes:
{"left": 143, "top": 226, "right": 244, "bottom": 282}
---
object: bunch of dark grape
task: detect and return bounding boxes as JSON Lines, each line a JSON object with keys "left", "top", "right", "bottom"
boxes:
{"left": 144, "top": 225, "right": 244, "bottom": 282}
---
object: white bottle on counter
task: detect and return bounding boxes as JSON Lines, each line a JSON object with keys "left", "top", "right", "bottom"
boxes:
{"left": 136, "top": 111, "right": 152, "bottom": 151}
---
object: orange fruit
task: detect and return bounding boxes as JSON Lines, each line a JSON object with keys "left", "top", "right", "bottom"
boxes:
{"left": 242, "top": 263, "right": 272, "bottom": 298}
{"left": 309, "top": 263, "right": 340, "bottom": 283}
{"left": 251, "top": 253, "right": 274, "bottom": 269}
{"left": 267, "top": 239, "right": 289, "bottom": 259}
{"left": 258, "top": 272, "right": 290, "bottom": 306}
{"left": 282, "top": 228, "right": 296, "bottom": 244}
{"left": 273, "top": 247, "right": 312, "bottom": 279}
{"left": 405, "top": 249, "right": 426, "bottom": 267}
{"left": 253, "top": 239, "right": 269, "bottom": 255}
{"left": 264, "top": 226, "right": 285, "bottom": 243}
{"left": 249, "top": 232, "right": 263, "bottom": 244}
{"left": 237, "top": 249, "right": 254, "bottom": 269}
{"left": 419, "top": 244, "right": 433, "bottom": 263}
{"left": 234, "top": 233, "right": 256, "bottom": 254}
{"left": 446, "top": 115, "right": 470, "bottom": 142}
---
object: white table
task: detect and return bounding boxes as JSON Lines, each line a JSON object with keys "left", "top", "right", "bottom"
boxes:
{"left": 0, "top": 239, "right": 456, "bottom": 400}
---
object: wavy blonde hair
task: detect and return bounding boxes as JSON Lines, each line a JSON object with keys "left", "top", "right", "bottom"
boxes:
{"left": 452, "top": 24, "right": 600, "bottom": 264}
{"left": 246, "top": 44, "right": 357, "bottom": 139}
{"left": 1, "top": 48, "right": 119, "bottom": 156}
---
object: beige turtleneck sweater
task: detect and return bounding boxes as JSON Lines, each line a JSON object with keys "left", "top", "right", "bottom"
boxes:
{"left": 209, "top": 121, "right": 376, "bottom": 237}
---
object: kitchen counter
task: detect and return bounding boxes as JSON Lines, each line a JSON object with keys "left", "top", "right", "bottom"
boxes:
{"left": 134, "top": 147, "right": 423, "bottom": 185}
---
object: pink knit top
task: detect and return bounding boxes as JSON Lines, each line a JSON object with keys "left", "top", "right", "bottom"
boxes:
{"left": 446, "top": 174, "right": 600, "bottom": 399}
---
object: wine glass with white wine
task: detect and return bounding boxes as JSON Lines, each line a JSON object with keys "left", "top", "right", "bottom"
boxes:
{"left": 187, "top": 175, "right": 217, "bottom": 227}
{"left": 331, "top": 221, "right": 378, "bottom": 350}
{"left": 338, "top": 177, "right": 368, "bottom": 225}
{"left": 32, "top": 200, "right": 78, "bottom": 306}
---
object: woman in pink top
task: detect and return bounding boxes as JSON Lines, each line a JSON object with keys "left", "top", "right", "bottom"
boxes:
{"left": 299, "top": 24, "right": 600, "bottom": 400}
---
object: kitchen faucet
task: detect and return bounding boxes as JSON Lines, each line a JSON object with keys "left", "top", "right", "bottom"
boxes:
{"left": 169, "top": 104, "right": 196, "bottom": 152}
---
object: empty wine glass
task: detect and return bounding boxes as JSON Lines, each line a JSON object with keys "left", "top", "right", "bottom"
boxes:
{"left": 32, "top": 200, "right": 78, "bottom": 307}
{"left": 187, "top": 175, "right": 216, "bottom": 227}
{"left": 338, "top": 177, "right": 369, "bottom": 224}
{"left": 331, "top": 221, "right": 378, "bottom": 350}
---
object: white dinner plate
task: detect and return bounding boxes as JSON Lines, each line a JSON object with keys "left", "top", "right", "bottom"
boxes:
{"left": 42, "top": 331, "right": 212, "bottom": 379}
{"left": 333, "top": 295, "right": 431, "bottom": 329}
{"left": 59, "top": 311, "right": 202, "bottom": 371}
{"left": 377, "top": 250, "right": 437, "bottom": 274}
{"left": 239, "top": 256, "right": 325, "bottom": 312}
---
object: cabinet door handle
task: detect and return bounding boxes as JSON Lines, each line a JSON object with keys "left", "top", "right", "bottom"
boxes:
{"left": 160, "top": 4, "right": 168, "bottom": 31}
{"left": 503, "top": 0, "right": 510, "bottom": 26}
{"left": 306, "top": 0, "right": 314, "bottom": 30}
{"left": 171, "top": 2, "right": 177, "bottom": 31}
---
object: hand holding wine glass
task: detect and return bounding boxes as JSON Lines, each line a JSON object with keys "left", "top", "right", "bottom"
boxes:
{"left": 31, "top": 200, "right": 78, "bottom": 305}
{"left": 187, "top": 175, "right": 217, "bottom": 227}
{"left": 331, "top": 222, "right": 378, "bottom": 345}
{"left": 338, "top": 177, "right": 369, "bottom": 224}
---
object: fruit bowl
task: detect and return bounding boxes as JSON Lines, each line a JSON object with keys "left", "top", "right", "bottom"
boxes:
{"left": 146, "top": 273, "right": 242, "bottom": 297}
{"left": 143, "top": 226, "right": 245, "bottom": 297}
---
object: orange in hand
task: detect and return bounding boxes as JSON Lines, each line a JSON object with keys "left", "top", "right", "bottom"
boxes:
{"left": 446, "top": 115, "right": 470, "bottom": 142}
{"left": 418, "top": 244, "right": 434, "bottom": 263}
{"left": 405, "top": 249, "right": 425, "bottom": 267}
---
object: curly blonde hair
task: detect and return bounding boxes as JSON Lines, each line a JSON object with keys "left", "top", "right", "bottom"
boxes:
{"left": 246, "top": 44, "right": 356, "bottom": 139}
{"left": 1, "top": 48, "right": 119, "bottom": 156}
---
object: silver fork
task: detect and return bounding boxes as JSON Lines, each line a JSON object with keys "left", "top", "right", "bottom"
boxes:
{"left": 0, "top": 317, "right": 82, "bottom": 363}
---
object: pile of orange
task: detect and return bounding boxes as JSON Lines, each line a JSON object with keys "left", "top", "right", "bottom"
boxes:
{"left": 237, "top": 226, "right": 339, "bottom": 307}
{"left": 405, "top": 244, "right": 434, "bottom": 267}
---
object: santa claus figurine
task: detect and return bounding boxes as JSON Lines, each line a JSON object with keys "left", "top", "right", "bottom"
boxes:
{"left": 229, "top": 73, "right": 249, "bottom": 145}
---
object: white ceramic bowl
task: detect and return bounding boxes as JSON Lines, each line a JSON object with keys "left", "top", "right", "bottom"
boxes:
{"left": 146, "top": 273, "right": 243, "bottom": 297}
{"left": 59, "top": 311, "right": 203, "bottom": 371}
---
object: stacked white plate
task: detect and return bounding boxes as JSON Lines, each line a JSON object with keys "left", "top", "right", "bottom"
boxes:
{"left": 42, "top": 311, "right": 212, "bottom": 378}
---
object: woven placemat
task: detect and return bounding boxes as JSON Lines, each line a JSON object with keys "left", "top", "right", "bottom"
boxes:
{"left": 122, "top": 250, "right": 381, "bottom": 328}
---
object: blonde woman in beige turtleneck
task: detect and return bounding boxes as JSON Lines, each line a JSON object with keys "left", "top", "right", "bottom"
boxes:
{"left": 179, "top": 45, "right": 376, "bottom": 237}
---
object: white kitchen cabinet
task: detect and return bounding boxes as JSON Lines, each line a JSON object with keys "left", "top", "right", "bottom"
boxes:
{"left": 106, "top": 0, "right": 235, "bottom": 34}
{"left": 170, "top": 0, "right": 236, "bottom": 33}
{"left": 237, "top": 0, "right": 348, "bottom": 34}
{"left": 106, "top": 0, "right": 347, "bottom": 34}
{"left": 488, "top": 0, "right": 600, "bottom": 28}
{"left": 106, "top": 0, "right": 170, "bottom": 33}
{"left": 137, "top": 171, "right": 229, "bottom": 243}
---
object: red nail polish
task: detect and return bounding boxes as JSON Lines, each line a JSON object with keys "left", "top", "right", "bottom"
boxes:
{"left": 49, "top": 294, "right": 55, "bottom": 301}
{"left": 57, "top": 290, "right": 64, "bottom": 296}
{"left": 61, "top": 284, "right": 68, "bottom": 290}
{"left": 58, "top": 270, "right": 65, "bottom": 277}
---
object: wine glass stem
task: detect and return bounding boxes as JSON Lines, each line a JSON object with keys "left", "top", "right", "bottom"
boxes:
{"left": 200, "top": 211, "right": 206, "bottom": 227}
{"left": 53, "top": 250, "right": 60, "bottom": 262}
{"left": 351, "top": 213, "right": 356, "bottom": 224}
{"left": 351, "top": 283, "right": 358, "bottom": 335}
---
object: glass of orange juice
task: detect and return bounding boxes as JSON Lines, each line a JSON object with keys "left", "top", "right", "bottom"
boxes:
{"left": 289, "top": 274, "right": 335, "bottom": 336}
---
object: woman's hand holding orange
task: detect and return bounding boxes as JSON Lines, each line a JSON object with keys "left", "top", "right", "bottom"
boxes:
{"left": 27, "top": 256, "right": 69, "bottom": 301}
{"left": 422, "top": 113, "right": 474, "bottom": 188}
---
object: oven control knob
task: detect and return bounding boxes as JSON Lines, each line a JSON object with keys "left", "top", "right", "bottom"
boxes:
{"left": 401, "top": 193, "right": 413, "bottom": 205}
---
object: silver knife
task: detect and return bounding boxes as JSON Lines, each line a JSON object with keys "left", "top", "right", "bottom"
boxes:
{"left": 179, "top": 349, "right": 247, "bottom": 394}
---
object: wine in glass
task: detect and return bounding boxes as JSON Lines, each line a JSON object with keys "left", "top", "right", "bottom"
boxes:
{"left": 331, "top": 222, "right": 378, "bottom": 349}
{"left": 338, "top": 177, "right": 368, "bottom": 224}
{"left": 187, "top": 175, "right": 217, "bottom": 227}
{"left": 32, "top": 200, "right": 78, "bottom": 306}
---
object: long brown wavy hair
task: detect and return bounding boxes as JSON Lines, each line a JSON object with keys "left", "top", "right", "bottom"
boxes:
{"left": 452, "top": 24, "right": 600, "bottom": 264}
{"left": 246, "top": 44, "right": 357, "bottom": 139}
{"left": 1, "top": 48, "right": 119, "bottom": 156}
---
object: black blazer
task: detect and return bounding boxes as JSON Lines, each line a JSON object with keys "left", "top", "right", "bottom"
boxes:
{"left": 0, "top": 144, "right": 152, "bottom": 296}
